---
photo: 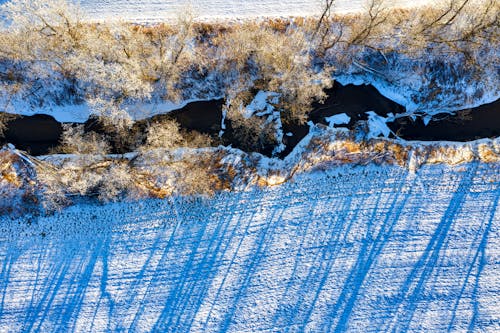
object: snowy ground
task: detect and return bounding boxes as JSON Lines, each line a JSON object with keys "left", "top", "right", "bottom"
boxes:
{"left": 1, "top": 162, "right": 499, "bottom": 332}
{"left": 75, "top": 0, "right": 436, "bottom": 22}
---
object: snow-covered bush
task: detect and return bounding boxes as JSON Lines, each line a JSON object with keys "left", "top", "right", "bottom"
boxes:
{"left": 213, "top": 22, "right": 333, "bottom": 125}
{"left": 316, "top": 0, "right": 499, "bottom": 113}
{"left": 33, "top": 150, "right": 218, "bottom": 211}
{"left": 97, "top": 162, "right": 137, "bottom": 202}
{"left": 143, "top": 121, "right": 185, "bottom": 151}
{"left": 142, "top": 120, "right": 213, "bottom": 151}
{"left": 36, "top": 157, "right": 140, "bottom": 209}
{"left": 227, "top": 111, "right": 278, "bottom": 154}
{"left": 0, "top": 148, "right": 37, "bottom": 214}
{"left": 56, "top": 124, "right": 110, "bottom": 155}
{"left": 0, "top": 113, "right": 16, "bottom": 138}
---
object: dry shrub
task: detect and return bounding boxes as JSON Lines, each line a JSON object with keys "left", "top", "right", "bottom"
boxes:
{"left": 426, "top": 145, "right": 475, "bottom": 165}
{"left": 343, "top": 140, "right": 362, "bottom": 154}
{"left": 175, "top": 159, "right": 215, "bottom": 196}
{"left": 133, "top": 150, "right": 218, "bottom": 198}
{"left": 228, "top": 112, "right": 278, "bottom": 153}
{"left": 0, "top": 150, "right": 22, "bottom": 188}
{"left": 0, "top": 0, "right": 199, "bottom": 125}
{"left": 97, "top": 161, "right": 139, "bottom": 202}
{"left": 36, "top": 157, "right": 143, "bottom": 210}
{"left": 315, "top": 0, "right": 499, "bottom": 73}
{"left": 373, "top": 141, "right": 387, "bottom": 153}
{"left": 266, "top": 18, "right": 292, "bottom": 33}
{"left": 213, "top": 23, "right": 333, "bottom": 124}
{"left": 142, "top": 120, "right": 212, "bottom": 151}
{"left": 181, "top": 130, "right": 213, "bottom": 148}
{"left": 35, "top": 118, "right": 217, "bottom": 210}
{"left": 0, "top": 148, "right": 39, "bottom": 214}
{"left": 0, "top": 112, "right": 16, "bottom": 137}
{"left": 56, "top": 124, "right": 110, "bottom": 155}
{"left": 36, "top": 167, "right": 70, "bottom": 211}
{"left": 477, "top": 144, "right": 499, "bottom": 163}
{"left": 388, "top": 143, "right": 409, "bottom": 165}
{"left": 143, "top": 121, "right": 184, "bottom": 150}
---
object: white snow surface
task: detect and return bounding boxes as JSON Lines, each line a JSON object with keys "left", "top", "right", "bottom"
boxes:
{"left": 242, "top": 91, "right": 279, "bottom": 119}
{"left": 1, "top": 162, "right": 499, "bottom": 332}
{"left": 366, "top": 111, "right": 393, "bottom": 139}
{"left": 74, "top": 0, "right": 436, "bottom": 23}
{"left": 325, "top": 113, "right": 350, "bottom": 127}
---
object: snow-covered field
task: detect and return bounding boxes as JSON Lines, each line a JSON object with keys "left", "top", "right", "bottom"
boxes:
{"left": 1, "top": 163, "right": 499, "bottom": 332}
{"left": 76, "top": 0, "right": 435, "bottom": 22}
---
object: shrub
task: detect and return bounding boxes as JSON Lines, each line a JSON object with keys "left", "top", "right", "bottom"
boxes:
{"left": 56, "top": 124, "right": 110, "bottom": 155}
{"left": 142, "top": 120, "right": 213, "bottom": 151}
{"left": 212, "top": 23, "right": 333, "bottom": 124}
{"left": 226, "top": 111, "right": 278, "bottom": 154}
{"left": 143, "top": 120, "right": 185, "bottom": 151}
{"left": 0, "top": 0, "right": 198, "bottom": 124}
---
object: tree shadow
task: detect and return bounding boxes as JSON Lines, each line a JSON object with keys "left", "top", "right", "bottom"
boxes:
{"left": 0, "top": 164, "right": 498, "bottom": 332}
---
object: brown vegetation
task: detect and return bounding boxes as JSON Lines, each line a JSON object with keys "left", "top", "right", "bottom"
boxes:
{"left": 55, "top": 124, "right": 111, "bottom": 155}
{"left": 1, "top": 0, "right": 497, "bottom": 127}
{"left": 0, "top": 0, "right": 498, "bottom": 212}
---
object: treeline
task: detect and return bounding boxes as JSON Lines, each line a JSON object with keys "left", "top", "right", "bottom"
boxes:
{"left": 0, "top": 0, "right": 497, "bottom": 140}
{"left": 0, "top": 0, "right": 498, "bottom": 209}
